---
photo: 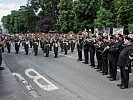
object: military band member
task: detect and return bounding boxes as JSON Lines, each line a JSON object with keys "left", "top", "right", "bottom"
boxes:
{"left": 70, "top": 35, "right": 75, "bottom": 52}
{"left": 40, "top": 37, "right": 44, "bottom": 50}
{"left": 6, "top": 35, "right": 11, "bottom": 53}
{"left": 107, "top": 35, "right": 119, "bottom": 81}
{"left": 45, "top": 37, "right": 50, "bottom": 57}
{"left": 24, "top": 38, "right": 29, "bottom": 55}
{"left": 94, "top": 34, "right": 103, "bottom": 70}
{"left": 101, "top": 36, "right": 110, "bottom": 75}
{"left": 53, "top": 38, "right": 59, "bottom": 58}
{"left": 59, "top": 36, "right": 64, "bottom": 52}
{"left": 117, "top": 34, "right": 133, "bottom": 89}
{"left": 63, "top": 37, "right": 68, "bottom": 55}
{"left": 14, "top": 35, "right": 20, "bottom": 54}
{"left": 83, "top": 37, "right": 89, "bottom": 64}
{"left": 29, "top": 36, "right": 33, "bottom": 48}
{"left": 50, "top": 37, "right": 53, "bottom": 51}
{"left": 33, "top": 37, "right": 39, "bottom": 56}
{"left": 77, "top": 35, "right": 83, "bottom": 61}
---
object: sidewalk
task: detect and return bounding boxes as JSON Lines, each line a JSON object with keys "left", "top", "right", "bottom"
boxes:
{"left": 0, "top": 62, "right": 28, "bottom": 100}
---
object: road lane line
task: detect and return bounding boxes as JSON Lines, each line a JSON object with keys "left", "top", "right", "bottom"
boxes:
{"left": 25, "top": 68, "right": 58, "bottom": 91}
{"left": 12, "top": 73, "right": 39, "bottom": 98}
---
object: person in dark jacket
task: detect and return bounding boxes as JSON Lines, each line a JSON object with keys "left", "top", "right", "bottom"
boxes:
{"left": 14, "top": 35, "right": 20, "bottom": 54}
{"left": 94, "top": 34, "right": 103, "bottom": 70}
{"left": 77, "top": 35, "right": 83, "bottom": 61}
{"left": 83, "top": 37, "right": 89, "bottom": 64}
{"left": 89, "top": 35, "right": 96, "bottom": 67}
{"left": 6, "top": 35, "right": 11, "bottom": 53}
{"left": 101, "top": 36, "right": 110, "bottom": 75}
{"left": 24, "top": 38, "right": 29, "bottom": 55}
{"left": 117, "top": 34, "right": 133, "bottom": 89}
{"left": 53, "top": 38, "right": 58, "bottom": 58}
{"left": 107, "top": 35, "right": 119, "bottom": 81}
{"left": 33, "top": 37, "right": 39, "bottom": 56}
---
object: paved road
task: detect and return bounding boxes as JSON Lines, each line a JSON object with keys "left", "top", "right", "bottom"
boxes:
{"left": 3, "top": 47, "right": 133, "bottom": 100}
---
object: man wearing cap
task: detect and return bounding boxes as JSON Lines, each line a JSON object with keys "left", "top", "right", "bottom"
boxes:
{"left": 107, "top": 35, "right": 119, "bottom": 81}
{"left": 117, "top": 34, "right": 133, "bottom": 89}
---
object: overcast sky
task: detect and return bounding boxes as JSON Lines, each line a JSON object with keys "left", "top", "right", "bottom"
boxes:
{"left": 0, "top": 0, "right": 27, "bottom": 25}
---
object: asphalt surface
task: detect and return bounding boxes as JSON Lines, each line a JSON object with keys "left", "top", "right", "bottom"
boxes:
{"left": 3, "top": 46, "right": 133, "bottom": 100}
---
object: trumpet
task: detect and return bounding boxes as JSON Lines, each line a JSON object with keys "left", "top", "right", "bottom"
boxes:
{"left": 101, "top": 46, "right": 110, "bottom": 54}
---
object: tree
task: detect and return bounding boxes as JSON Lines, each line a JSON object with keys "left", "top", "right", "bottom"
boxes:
{"left": 36, "top": 18, "right": 54, "bottom": 32}
{"left": 112, "top": 0, "right": 133, "bottom": 34}
{"left": 73, "top": 0, "right": 101, "bottom": 32}
{"left": 94, "top": 7, "right": 113, "bottom": 28}
{"left": 28, "top": 0, "right": 60, "bottom": 31}
{"left": 56, "top": 0, "right": 74, "bottom": 33}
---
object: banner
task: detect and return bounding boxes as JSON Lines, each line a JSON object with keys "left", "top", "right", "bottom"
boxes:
{"left": 113, "top": 28, "right": 124, "bottom": 35}
{"left": 94, "top": 27, "right": 110, "bottom": 37}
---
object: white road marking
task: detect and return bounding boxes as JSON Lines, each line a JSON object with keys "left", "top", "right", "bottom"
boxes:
{"left": 25, "top": 68, "right": 58, "bottom": 91}
{"left": 12, "top": 73, "right": 38, "bottom": 98}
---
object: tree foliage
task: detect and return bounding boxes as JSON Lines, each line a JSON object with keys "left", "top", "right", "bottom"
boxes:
{"left": 1, "top": 0, "right": 133, "bottom": 34}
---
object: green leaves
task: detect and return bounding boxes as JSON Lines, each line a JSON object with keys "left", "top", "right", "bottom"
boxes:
{"left": 94, "top": 7, "right": 113, "bottom": 28}
{"left": 1, "top": 0, "right": 133, "bottom": 34}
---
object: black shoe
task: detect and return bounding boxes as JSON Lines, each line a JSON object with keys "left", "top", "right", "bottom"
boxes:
{"left": 120, "top": 86, "right": 128, "bottom": 89}
{"left": 54, "top": 56, "right": 57, "bottom": 58}
{"left": 34, "top": 54, "right": 37, "bottom": 56}
{"left": 109, "top": 78, "right": 116, "bottom": 81}
{"left": 0, "top": 67, "right": 5, "bottom": 70}
{"left": 102, "top": 73, "right": 108, "bottom": 75}
{"left": 107, "top": 76, "right": 112, "bottom": 78}
{"left": 117, "top": 84, "right": 123, "bottom": 87}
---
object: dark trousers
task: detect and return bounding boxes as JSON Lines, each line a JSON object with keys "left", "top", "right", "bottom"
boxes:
{"left": 128, "top": 62, "right": 131, "bottom": 73}
{"left": 84, "top": 50, "right": 88, "bottom": 63}
{"left": 102, "top": 58, "right": 108, "bottom": 74}
{"left": 2, "top": 47, "right": 4, "bottom": 52}
{"left": 25, "top": 45, "right": 29, "bottom": 54}
{"left": 7, "top": 44, "right": 11, "bottom": 53}
{"left": 109, "top": 61, "right": 117, "bottom": 80}
{"left": 120, "top": 66, "right": 129, "bottom": 88}
{"left": 54, "top": 47, "right": 58, "bottom": 57}
{"left": 60, "top": 43, "right": 63, "bottom": 52}
{"left": 90, "top": 52, "right": 95, "bottom": 67}
{"left": 33, "top": 45, "right": 38, "bottom": 55}
{"left": 78, "top": 49, "right": 82, "bottom": 60}
{"left": 45, "top": 46, "right": 49, "bottom": 57}
{"left": 50, "top": 43, "right": 52, "bottom": 51}
{"left": 71, "top": 43, "right": 75, "bottom": 52}
{"left": 96, "top": 52, "right": 102, "bottom": 69}
{"left": 40, "top": 42, "right": 43, "bottom": 48}
{"left": 68, "top": 43, "right": 70, "bottom": 50}
{"left": 0, "top": 49, "right": 2, "bottom": 67}
{"left": 30, "top": 41, "right": 32, "bottom": 48}
{"left": 64, "top": 45, "right": 67, "bottom": 55}
{"left": 15, "top": 44, "right": 19, "bottom": 53}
